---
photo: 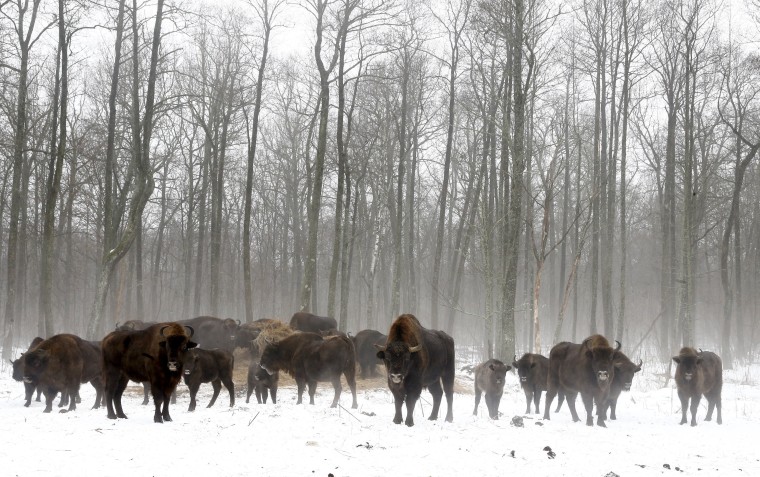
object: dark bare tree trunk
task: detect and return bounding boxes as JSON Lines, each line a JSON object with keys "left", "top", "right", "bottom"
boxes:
{"left": 86, "top": 0, "right": 163, "bottom": 338}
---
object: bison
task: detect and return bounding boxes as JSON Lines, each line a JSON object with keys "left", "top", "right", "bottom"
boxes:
{"left": 288, "top": 312, "right": 337, "bottom": 334}
{"left": 543, "top": 335, "right": 620, "bottom": 427}
{"left": 512, "top": 353, "right": 549, "bottom": 414}
{"left": 673, "top": 347, "right": 722, "bottom": 426}
{"left": 375, "top": 314, "right": 455, "bottom": 427}
{"left": 352, "top": 329, "right": 387, "bottom": 379}
{"left": 182, "top": 348, "right": 235, "bottom": 412}
{"left": 11, "top": 336, "right": 44, "bottom": 406}
{"left": 259, "top": 332, "right": 357, "bottom": 408}
{"left": 473, "top": 359, "right": 511, "bottom": 419}
{"left": 22, "top": 334, "right": 103, "bottom": 413}
{"left": 601, "top": 351, "right": 642, "bottom": 421}
{"left": 246, "top": 359, "right": 278, "bottom": 404}
{"left": 101, "top": 322, "right": 197, "bottom": 423}
{"left": 177, "top": 316, "right": 240, "bottom": 351}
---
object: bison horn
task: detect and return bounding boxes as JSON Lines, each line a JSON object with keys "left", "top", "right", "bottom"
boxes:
{"left": 409, "top": 344, "right": 422, "bottom": 353}
{"left": 373, "top": 344, "right": 386, "bottom": 352}
{"left": 614, "top": 340, "right": 621, "bottom": 351}
{"left": 115, "top": 322, "right": 121, "bottom": 329}
{"left": 159, "top": 325, "right": 169, "bottom": 337}
{"left": 637, "top": 359, "right": 643, "bottom": 368}
{"left": 237, "top": 319, "right": 241, "bottom": 326}
{"left": 184, "top": 325, "right": 195, "bottom": 337}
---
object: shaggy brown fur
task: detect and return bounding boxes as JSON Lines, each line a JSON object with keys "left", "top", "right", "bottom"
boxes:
{"left": 673, "top": 347, "right": 722, "bottom": 426}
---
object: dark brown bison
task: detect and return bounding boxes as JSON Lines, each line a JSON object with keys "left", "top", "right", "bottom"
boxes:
{"left": 543, "top": 335, "right": 620, "bottom": 427}
{"left": 259, "top": 332, "right": 357, "bottom": 408}
{"left": 22, "top": 334, "right": 103, "bottom": 413}
{"left": 288, "top": 312, "right": 337, "bottom": 334}
{"left": 101, "top": 322, "right": 197, "bottom": 423}
{"left": 473, "top": 359, "right": 511, "bottom": 419}
{"left": 512, "top": 353, "right": 549, "bottom": 414}
{"left": 673, "top": 347, "right": 722, "bottom": 426}
{"left": 352, "top": 329, "right": 387, "bottom": 378}
{"left": 246, "top": 359, "right": 278, "bottom": 404}
{"left": 182, "top": 348, "right": 235, "bottom": 412}
{"left": 375, "top": 314, "right": 455, "bottom": 427}
{"left": 600, "top": 351, "right": 642, "bottom": 421}
{"left": 113, "top": 320, "right": 154, "bottom": 404}
{"left": 177, "top": 316, "right": 240, "bottom": 351}
{"left": 11, "top": 336, "right": 44, "bottom": 406}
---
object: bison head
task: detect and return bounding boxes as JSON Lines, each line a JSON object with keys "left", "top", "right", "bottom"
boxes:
{"left": 259, "top": 339, "right": 281, "bottom": 375}
{"left": 375, "top": 341, "right": 421, "bottom": 385}
{"left": 614, "top": 354, "right": 642, "bottom": 391}
{"left": 672, "top": 348, "right": 700, "bottom": 381}
{"left": 158, "top": 325, "right": 197, "bottom": 372}
{"left": 513, "top": 355, "right": 536, "bottom": 383}
{"left": 222, "top": 318, "right": 240, "bottom": 343}
{"left": 11, "top": 355, "right": 26, "bottom": 381}
{"left": 22, "top": 349, "right": 50, "bottom": 383}
{"left": 583, "top": 338, "right": 620, "bottom": 389}
{"left": 487, "top": 361, "right": 511, "bottom": 387}
{"left": 182, "top": 349, "right": 201, "bottom": 378}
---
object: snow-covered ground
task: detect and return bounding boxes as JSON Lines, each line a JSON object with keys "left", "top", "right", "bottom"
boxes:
{"left": 1, "top": 349, "right": 758, "bottom": 477}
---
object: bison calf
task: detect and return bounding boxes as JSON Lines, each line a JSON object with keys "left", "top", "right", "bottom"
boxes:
{"left": 512, "top": 353, "right": 549, "bottom": 414}
{"left": 182, "top": 348, "right": 235, "bottom": 412}
{"left": 673, "top": 347, "right": 722, "bottom": 426}
{"left": 473, "top": 359, "right": 511, "bottom": 419}
{"left": 246, "top": 359, "right": 278, "bottom": 404}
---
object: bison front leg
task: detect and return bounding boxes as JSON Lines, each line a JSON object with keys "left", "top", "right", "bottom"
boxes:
{"left": 63, "top": 384, "right": 80, "bottom": 413}
{"left": 580, "top": 393, "right": 597, "bottom": 427}
{"left": 188, "top": 382, "right": 200, "bottom": 412}
{"left": 533, "top": 389, "right": 542, "bottom": 414}
{"left": 677, "top": 390, "right": 689, "bottom": 425}
{"left": 42, "top": 388, "right": 55, "bottom": 413}
{"left": 473, "top": 387, "right": 482, "bottom": 416}
{"left": 24, "top": 382, "right": 35, "bottom": 407}
{"left": 543, "top": 387, "right": 558, "bottom": 420}
{"left": 405, "top": 387, "right": 422, "bottom": 427}
{"left": 390, "top": 387, "right": 405, "bottom": 425}
{"left": 269, "top": 387, "right": 277, "bottom": 404}
{"left": 689, "top": 394, "right": 701, "bottom": 427}
{"left": 521, "top": 388, "right": 531, "bottom": 414}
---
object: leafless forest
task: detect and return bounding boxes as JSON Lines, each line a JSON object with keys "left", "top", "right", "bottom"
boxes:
{"left": 1, "top": 0, "right": 759, "bottom": 367}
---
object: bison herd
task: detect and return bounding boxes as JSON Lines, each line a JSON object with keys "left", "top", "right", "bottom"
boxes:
{"left": 8, "top": 312, "right": 723, "bottom": 429}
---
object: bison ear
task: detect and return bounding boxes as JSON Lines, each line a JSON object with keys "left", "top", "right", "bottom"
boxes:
{"left": 696, "top": 357, "right": 702, "bottom": 365}
{"left": 506, "top": 365, "right": 512, "bottom": 372}
{"left": 613, "top": 361, "right": 623, "bottom": 369}
{"left": 489, "top": 364, "right": 495, "bottom": 370}
{"left": 376, "top": 350, "right": 385, "bottom": 360}
{"left": 512, "top": 361, "right": 518, "bottom": 368}
{"left": 585, "top": 350, "right": 594, "bottom": 359}
{"left": 187, "top": 341, "right": 198, "bottom": 349}
{"left": 672, "top": 356, "right": 681, "bottom": 364}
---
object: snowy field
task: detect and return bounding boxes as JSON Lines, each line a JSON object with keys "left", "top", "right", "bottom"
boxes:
{"left": 1, "top": 348, "right": 759, "bottom": 477}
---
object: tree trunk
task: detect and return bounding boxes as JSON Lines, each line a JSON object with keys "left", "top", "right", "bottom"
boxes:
{"left": 86, "top": 0, "right": 163, "bottom": 338}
